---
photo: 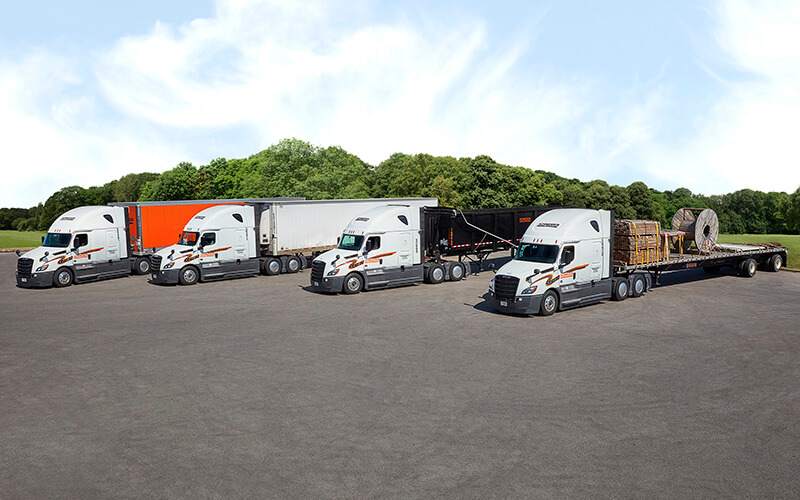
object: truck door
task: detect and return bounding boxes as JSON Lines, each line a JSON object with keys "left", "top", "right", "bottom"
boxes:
{"left": 398, "top": 232, "right": 412, "bottom": 265}
{"left": 234, "top": 228, "right": 247, "bottom": 259}
{"left": 106, "top": 229, "right": 119, "bottom": 260}
{"left": 588, "top": 240, "right": 602, "bottom": 280}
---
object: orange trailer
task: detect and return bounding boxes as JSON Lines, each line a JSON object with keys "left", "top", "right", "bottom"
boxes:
{"left": 111, "top": 198, "right": 302, "bottom": 255}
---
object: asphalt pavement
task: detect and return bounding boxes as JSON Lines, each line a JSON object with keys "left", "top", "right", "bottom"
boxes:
{"left": 1, "top": 253, "right": 799, "bottom": 498}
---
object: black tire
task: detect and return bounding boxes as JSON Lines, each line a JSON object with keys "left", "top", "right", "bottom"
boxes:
{"left": 264, "top": 257, "right": 281, "bottom": 276}
{"left": 703, "top": 266, "right": 720, "bottom": 274}
{"left": 612, "top": 278, "right": 628, "bottom": 301}
{"left": 134, "top": 257, "right": 150, "bottom": 275}
{"left": 631, "top": 274, "right": 646, "bottom": 297}
{"left": 739, "top": 258, "right": 757, "bottom": 278}
{"left": 342, "top": 272, "right": 363, "bottom": 294}
{"left": 297, "top": 255, "right": 308, "bottom": 270}
{"left": 766, "top": 254, "right": 783, "bottom": 272}
{"left": 426, "top": 263, "right": 445, "bottom": 284}
{"left": 53, "top": 267, "right": 74, "bottom": 287}
{"left": 286, "top": 256, "right": 301, "bottom": 274}
{"left": 448, "top": 262, "right": 466, "bottom": 281}
{"left": 179, "top": 265, "right": 199, "bottom": 285}
{"left": 539, "top": 290, "right": 559, "bottom": 316}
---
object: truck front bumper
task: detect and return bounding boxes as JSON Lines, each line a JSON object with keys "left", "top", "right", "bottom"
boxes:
{"left": 16, "top": 271, "right": 54, "bottom": 288}
{"left": 310, "top": 275, "right": 345, "bottom": 293}
{"left": 488, "top": 291, "right": 541, "bottom": 315}
{"left": 150, "top": 268, "right": 181, "bottom": 285}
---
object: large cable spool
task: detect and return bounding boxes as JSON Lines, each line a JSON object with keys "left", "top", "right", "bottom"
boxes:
{"left": 671, "top": 208, "right": 719, "bottom": 253}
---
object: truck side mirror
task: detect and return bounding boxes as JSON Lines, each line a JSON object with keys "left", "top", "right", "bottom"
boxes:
{"left": 15, "top": 249, "right": 21, "bottom": 257}
{"left": 561, "top": 249, "right": 574, "bottom": 266}
{"left": 41, "top": 236, "right": 45, "bottom": 243}
{"left": 489, "top": 263, "right": 496, "bottom": 273}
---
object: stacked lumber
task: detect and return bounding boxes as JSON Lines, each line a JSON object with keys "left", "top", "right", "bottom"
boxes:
{"left": 614, "top": 219, "right": 669, "bottom": 265}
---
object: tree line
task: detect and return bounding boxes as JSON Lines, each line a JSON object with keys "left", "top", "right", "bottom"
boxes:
{"left": 3, "top": 138, "right": 800, "bottom": 234}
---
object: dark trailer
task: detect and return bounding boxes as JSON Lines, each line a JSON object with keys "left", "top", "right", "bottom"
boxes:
{"left": 421, "top": 206, "right": 564, "bottom": 269}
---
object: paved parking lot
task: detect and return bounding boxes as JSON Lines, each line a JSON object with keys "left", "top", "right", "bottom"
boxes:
{"left": 1, "top": 253, "right": 799, "bottom": 498}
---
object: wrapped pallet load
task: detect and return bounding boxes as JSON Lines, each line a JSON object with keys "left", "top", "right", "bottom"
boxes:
{"left": 614, "top": 219, "right": 669, "bottom": 265}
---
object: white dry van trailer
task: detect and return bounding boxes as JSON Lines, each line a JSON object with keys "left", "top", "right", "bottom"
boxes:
{"left": 149, "top": 198, "right": 437, "bottom": 285}
{"left": 488, "top": 208, "right": 788, "bottom": 316}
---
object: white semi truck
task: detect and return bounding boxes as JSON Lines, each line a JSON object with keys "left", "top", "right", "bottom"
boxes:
{"left": 15, "top": 198, "right": 299, "bottom": 288}
{"left": 16, "top": 206, "right": 133, "bottom": 287}
{"left": 149, "top": 198, "right": 437, "bottom": 285}
{"left": 309, "top": 204, "right": 562, "bottom": 293}
{"left": 488, "top": 208, "right": 788, "bottom": 316}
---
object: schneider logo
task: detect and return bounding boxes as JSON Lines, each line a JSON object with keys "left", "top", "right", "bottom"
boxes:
{"left": 537, "top": 222, "right": 560, "bottom": 228}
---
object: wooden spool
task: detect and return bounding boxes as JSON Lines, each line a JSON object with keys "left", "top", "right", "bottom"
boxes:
{"left": 671, "top": 208, "right": 719, "bottom": 253}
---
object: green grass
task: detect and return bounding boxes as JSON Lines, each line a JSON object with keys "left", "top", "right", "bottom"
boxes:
{"left": 0, "top": 230, "right": 45, "bottom": 249}
{"left": 717, "top": 234, "right": 800, "bottom": 269}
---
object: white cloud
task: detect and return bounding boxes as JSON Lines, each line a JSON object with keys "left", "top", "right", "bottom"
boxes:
{"left": 0, "top": 51, "right": 190, "bottom": 208}
{"left": 95, "top": 0, "right": 589, "bottom": 171}
{"left": 5, "top": 0, "right": 797, "bottom": 210}
{"left": 640, "top": 0, "right": 800, "bottom": 195}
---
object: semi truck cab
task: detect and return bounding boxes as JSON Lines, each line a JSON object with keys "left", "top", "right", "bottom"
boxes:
{"left": 310, "top": 205, "right": 424, "bottom": 293}
{"left": 16, "top": 206, "right": 129, "bottom": 287}
{"left": 150, "top": 204, "right": 259, "bottom": 284}
{"left": 488, "top": 208, "right": 613, "bottom": 315}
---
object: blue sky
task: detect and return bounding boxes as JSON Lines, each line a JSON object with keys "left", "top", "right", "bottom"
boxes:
{"left": 2, "top": 0, "right": 798, "bottom": 207}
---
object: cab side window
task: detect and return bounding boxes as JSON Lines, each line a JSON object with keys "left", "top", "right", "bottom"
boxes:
{"left": 560, "top": 245, "right": 575, "bottom": 267}
{"left": 200, "top": 232, "right": 216, "bottom": 247}
{"left": 73, "top": 234, "right": 88, "bottom": 249}
{"left": 365, "top": 236, "right": 381, "bottom": 253}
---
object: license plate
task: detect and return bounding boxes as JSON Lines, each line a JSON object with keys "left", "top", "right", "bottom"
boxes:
{"left": 313, "top": 281, "right": 319, "bottom": 286}
{"left": 152, "top": 274, "right": 157, "bottom": 279}
{"left": 500, "top": 300, "right": 507, "bottom": 307}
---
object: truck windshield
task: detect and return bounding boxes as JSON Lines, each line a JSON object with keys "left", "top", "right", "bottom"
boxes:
{"left": 338, "top": 234, "right": 364, "bottom": 251}
{"left": 178, "top": 231, "right": 199, "bottom": 246}
{"left": 42, "top": 233, "right": 71, "bottom": 248}
{"left": 515, "top": 243, "right": 559, "bottom": 263}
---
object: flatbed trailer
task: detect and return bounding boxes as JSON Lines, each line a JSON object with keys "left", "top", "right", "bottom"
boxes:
{"left": 617, "top": 243, "right": 788, "bottom": 281}
{"left": 488, "top": 208, "right": 789, "bottom": 316}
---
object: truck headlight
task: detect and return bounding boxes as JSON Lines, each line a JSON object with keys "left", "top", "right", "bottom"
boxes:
{"left": 327, "top": 268, "right": 339, "bottom": 277}
{"left": 35, "top": 264, "right": 49, "bottom": 272}
{"left": 488, "top": 278, "right": 495, "bottom": 292}
{"left": 521, "top": 285, "right": 537, "bottom": 295}
{"left": 163, "top": 262, "right": 175, "bottom": 269}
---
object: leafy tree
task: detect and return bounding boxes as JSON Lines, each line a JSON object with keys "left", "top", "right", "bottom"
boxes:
{"left": 140, "top": 162, "right": 198, "bottom": 201}
{"left": 114, "top": 172, "right": 160, "bottom": 202}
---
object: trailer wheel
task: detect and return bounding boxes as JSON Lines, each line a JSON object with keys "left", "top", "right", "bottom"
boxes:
{"left": 448, "top": 262, "right": 466, "bottom": 281}
{"left": 179, "top": 266, "right": 199, "bottom": 285}
{"left": 631, "top": 274, "right": 646, "bottom": 297}
{"left": 286, "top": 256, "right": 301, "bottom": 273}
{"left": 426, "top": 264, "right": 445, "bottom": 284}
{"left": 53, "top": 267, "right": 74, "bottom": 287}
{"left": 343, "top": 272, "right": 363, "bottom": 294}
{"left": 766, "top": 254, "right": 783, "bottom": 272}
{"left": 134, "top": 257, "right": 150, "bottom": 275}
{"left": 739, "top": 258, "right": 757, "bottom": 278}
{"left": 264, "top": 258, "right": 281, "bottom": 276}
{"left": 612, "top": 278, "right": 628, "bottom": 301}
{"left": 539, "top": 290, "right": 559, "bottom": 316}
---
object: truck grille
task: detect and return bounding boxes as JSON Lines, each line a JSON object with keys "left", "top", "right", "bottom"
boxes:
{"left": 494, "top": 275, "right": 519, "bottom": 301}
{"left": 151, "top": 254, "right": 162, "bottom": 271}
{"left": 17, "top": 258, "right": 33, "bottom": 276}
{"left": 311, "top": 260, "right": 325, "bottom": 281}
